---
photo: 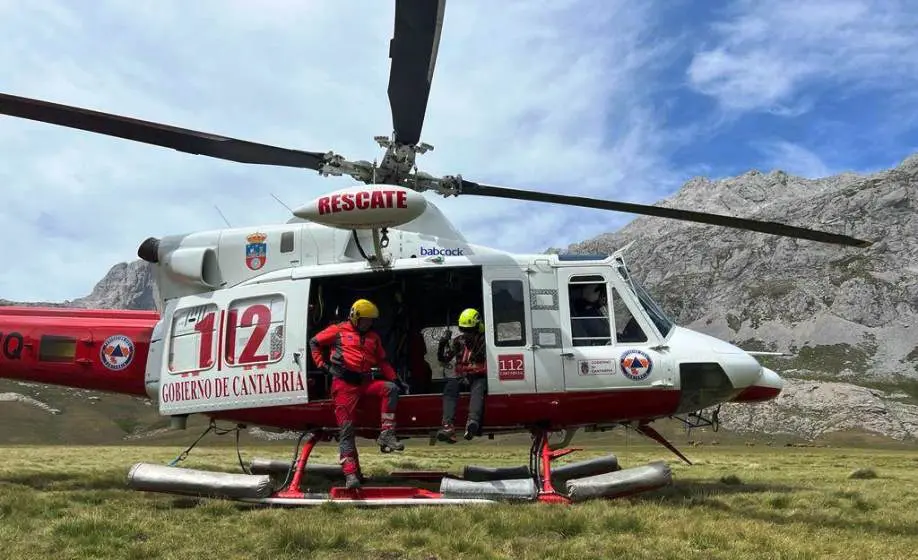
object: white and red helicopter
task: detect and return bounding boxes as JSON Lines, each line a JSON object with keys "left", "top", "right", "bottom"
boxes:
{"left": 0, "top": 0, "right": 870, "bottom": 506}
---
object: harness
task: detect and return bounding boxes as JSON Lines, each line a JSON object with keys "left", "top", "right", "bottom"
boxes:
{"left": 453, "top": 335, "right": 487, "bottom": 375}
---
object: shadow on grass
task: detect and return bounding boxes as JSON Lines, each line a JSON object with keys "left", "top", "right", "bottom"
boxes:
{"left": 732, "top": 506, "right": 915, "bottom": 538}
{"left": 0, "top": 471, "right": 128, "bottom": 491}
{"left": 627, "top": 480, "right": 798, "bottom": 509}
{"left": 0, "top": 472, "right": 78, "bottom": 489}
{"left": 630, "top": 480, "right": 914, "bottom": 538}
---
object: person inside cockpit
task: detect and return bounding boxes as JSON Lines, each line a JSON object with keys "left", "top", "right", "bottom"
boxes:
{"left": 570, "top": 283, "right": 611, "bottom": 345}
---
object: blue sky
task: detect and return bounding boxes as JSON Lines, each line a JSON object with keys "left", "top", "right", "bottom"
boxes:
{"left": 1, "top": 0, "right": 916, "bottom": 302}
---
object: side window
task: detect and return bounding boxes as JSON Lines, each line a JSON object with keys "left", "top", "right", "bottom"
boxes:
{"left": 610, "top": 286, "right": 647, "bottom": 343}
{"left": 281, "top": 231, "right": 295, "bottom": 254}
{"left": 39, "top": 335, "right": 76, "bottom": 363}
{"left": 491, "top": 280, "right": 526, "bottom": 347}
{"left": 225, "top": 294, "right": 287, "bottom": 367}
{"left": 168, "top": 303, "right": 219, "bottom": 374}
{"left": 568, "top": 275, "right": 612, "bottom": 346}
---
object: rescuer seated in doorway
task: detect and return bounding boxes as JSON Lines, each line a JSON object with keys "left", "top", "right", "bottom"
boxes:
{"left": 309, "top": 298, "right": 409, "bottom": 490}
{"left": 436, "top": 308, "right": 488, "bottom": 443}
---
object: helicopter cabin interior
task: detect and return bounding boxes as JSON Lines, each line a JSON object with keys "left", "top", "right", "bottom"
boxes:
{"left": 303, "top": 265, "right": 488, "bottom": 400}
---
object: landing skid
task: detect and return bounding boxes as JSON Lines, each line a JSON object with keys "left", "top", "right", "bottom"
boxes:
{"left": 243, "top": 496, "right": 496, "bottom": 506}
{"left": 265, "top": 430, "right": 494, "bottom": 505}
{"left": 126, "top": 427, "right": 675, "bottom": 506}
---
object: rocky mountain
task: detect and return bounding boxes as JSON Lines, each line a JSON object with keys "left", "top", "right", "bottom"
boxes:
{"left": 565, "top": 152, "right": 918, "bottom": 442}
{"left": 2, "top": 153, "right": 918, "bottom": 444}
{"left": 0, "top": 260, "right": 157, "bottom": 311}
{"left": 569, "top": 153, "right": 918, "bottom": 382}
{"left": 70, "top": 260, "right": 158, "bottom": 310}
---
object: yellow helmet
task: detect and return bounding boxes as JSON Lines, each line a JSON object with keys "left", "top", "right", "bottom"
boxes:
{"left": 458, "top": 308, "right": 481, "bottom": 330}
{"left": 349, "top": 299, "right": 379, "bottom": 323}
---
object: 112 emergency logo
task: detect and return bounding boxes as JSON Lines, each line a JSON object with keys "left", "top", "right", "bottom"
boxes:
{"left": 100, "top": 335, "right": 135, "bottom": 371}
{"left": 619, "top": 349, "right": 652, "bottom": 381}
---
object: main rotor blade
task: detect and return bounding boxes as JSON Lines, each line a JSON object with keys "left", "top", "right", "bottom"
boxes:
{"left": 459, "top": 180, "right": 873, "bottom": 248}
{"left": 0, "top": 93, "right": 328, "bottom": 170}
{"left": 387, "top": 0, "right": 445, "bottom": 146}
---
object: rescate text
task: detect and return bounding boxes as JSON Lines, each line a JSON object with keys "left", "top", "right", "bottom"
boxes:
{"left": 317, "top": 190, "right": 408, "bottom": 215}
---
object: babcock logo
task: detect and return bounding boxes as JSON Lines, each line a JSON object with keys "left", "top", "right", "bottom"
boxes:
{"left": 419, "top": 246, "right": 465, "bottom": 257}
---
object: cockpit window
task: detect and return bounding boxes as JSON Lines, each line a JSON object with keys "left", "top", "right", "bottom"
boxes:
{"left": 615, "top": 262, "right": 674, "bottom": 339}
{"left": 633, "top": 282, "right": 674, "bottom": 338}
{"left": 610, "top": 286, "right": 648, "bottom": 343}
{"left": 568, "top": 275, "right": 612, "bottom": 346}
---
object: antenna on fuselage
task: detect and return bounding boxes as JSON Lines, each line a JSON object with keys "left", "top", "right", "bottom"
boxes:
{"left": 270, "top": 193, "right": 294, "bottom": 213}
{"left": 214, "top": 205, "right": 232, "bottom": 228}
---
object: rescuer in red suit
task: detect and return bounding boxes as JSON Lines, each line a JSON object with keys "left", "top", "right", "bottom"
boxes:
{"left": 309, "top": 298, "right": 407, "bottom": 489}
{"left": 436, "top": 308, "right": 488, "bottom": 444}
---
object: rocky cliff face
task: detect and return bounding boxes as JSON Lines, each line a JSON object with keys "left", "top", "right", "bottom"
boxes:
{"left": 568, "top": 153, "right": 918, "bottom": 384}
{"left": 3, "top": 153, "right": 918, "bottom": 443}
{"left": 70, "top": 260, "right": 158, "bottom": 311}
{"left": 0, "top": 260, "right": 157, "bottom": 311}
{"left": 720, "top": 378, "right": 918, "bottom": 442}
{"left": 566, "top": 152, "right": 918, "bottom": 441}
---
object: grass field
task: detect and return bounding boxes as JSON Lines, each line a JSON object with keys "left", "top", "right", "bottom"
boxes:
{"left": 2, "top": 438, "right": 918, "bottom": 559}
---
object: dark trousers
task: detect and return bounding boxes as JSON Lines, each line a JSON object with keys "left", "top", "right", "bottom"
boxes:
{"left": 442, "top": 372, "right": 486, "bottom": 428}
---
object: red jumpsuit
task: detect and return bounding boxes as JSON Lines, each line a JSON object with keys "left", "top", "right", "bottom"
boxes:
{"left": 309, "top": 320, "right": 399, "bottom": 475}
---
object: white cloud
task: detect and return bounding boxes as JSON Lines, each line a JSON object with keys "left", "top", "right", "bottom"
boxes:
{"left": 687, "top": 0, "right": 918, "bottom": 112}
{"left": 0, "top": 1, "right": 687, "bottom": 302}
{"left": 755, "top": 140, "right": 832, "bottom": 178}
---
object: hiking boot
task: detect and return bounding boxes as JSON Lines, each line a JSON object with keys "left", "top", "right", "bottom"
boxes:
{"left": 344, "top": 473, "right": 362, "bottom": 490}
{"left": 377, "top": 429, "right": 404, "bottom": 453}
{"left": 437, "top": 426, "right": 457, "bottom": 444}
{"left": 464, "top": 420, "right": 480, "bottom": 440}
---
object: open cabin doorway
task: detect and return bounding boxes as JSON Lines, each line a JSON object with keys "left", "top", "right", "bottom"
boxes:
{"left": 304, "top": 265, "right": 484, "bottom": 401}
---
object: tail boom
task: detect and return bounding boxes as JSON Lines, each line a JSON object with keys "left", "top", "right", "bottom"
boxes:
{"left": 0, "top": 306, "right": 157, "bottom": 397}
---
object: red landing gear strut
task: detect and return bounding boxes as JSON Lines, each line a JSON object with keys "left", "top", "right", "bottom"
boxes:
{"left": 529, "top": 428, "right": 581, "bottom": 504}
{"left": 274, "top": 430, "right": 323, "bottom": 499}
{"left": 272, "top": 430, "right": 446, "bottom": 502}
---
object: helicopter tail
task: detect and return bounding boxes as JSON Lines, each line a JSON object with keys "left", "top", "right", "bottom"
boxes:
{"left": 0, "top": 306, "right": 156, "bottom": 397}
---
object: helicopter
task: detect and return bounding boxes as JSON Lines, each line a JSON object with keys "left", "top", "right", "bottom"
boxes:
{"left": 0, "top": 0, "right": 871, "bottom": 506}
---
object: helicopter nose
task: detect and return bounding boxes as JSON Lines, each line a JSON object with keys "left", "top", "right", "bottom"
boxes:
{"left": 714, "top": 349, "right": 765, "bottom": 392}
{"left": 668, "top": 327, "right": 779, "bottom": 405}
{"left": 730, "top": 366, "right": 784, "bottom": 403}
